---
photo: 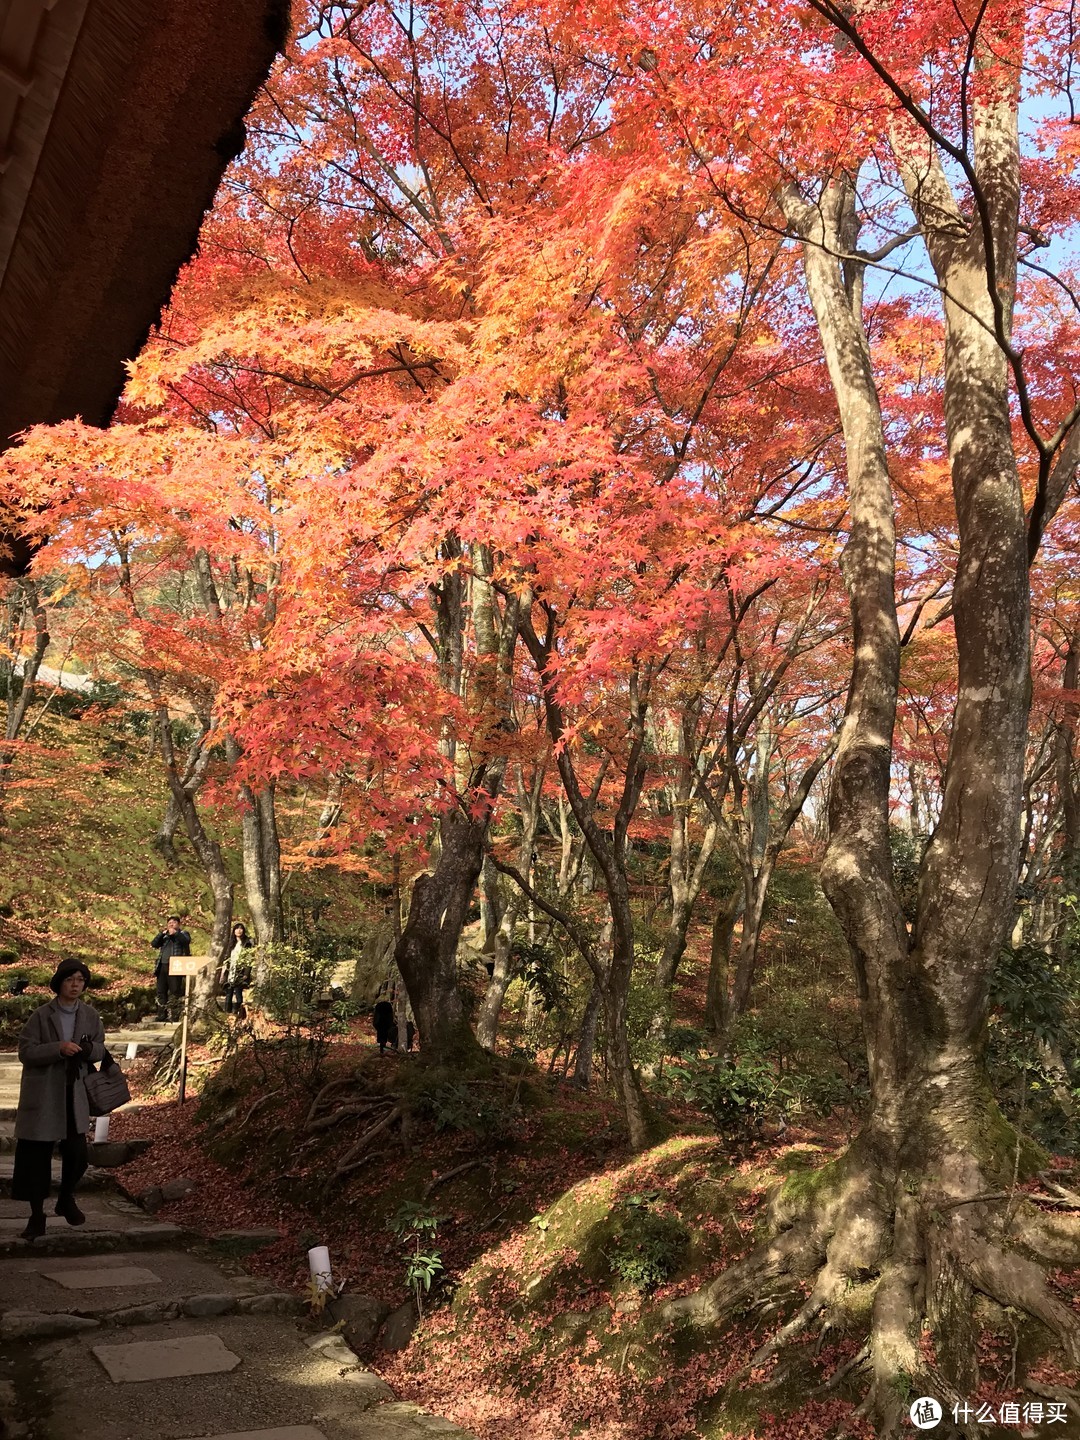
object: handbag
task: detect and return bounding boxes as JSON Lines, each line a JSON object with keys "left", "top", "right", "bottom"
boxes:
{"left": 83, "top": 1048, "right": 132, "bottom": 1116}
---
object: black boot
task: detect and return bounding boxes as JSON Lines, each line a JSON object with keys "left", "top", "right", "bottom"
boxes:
{"left": 55, "top": 1192, "right": 85, "bottom": 1226}
{"left": 20, "top": 1207, "right": 46, "bottom": 1242}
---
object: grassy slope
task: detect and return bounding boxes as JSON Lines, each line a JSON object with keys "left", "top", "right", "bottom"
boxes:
{"left": 0, "top": 709, "right": 374, "bottom": 1006}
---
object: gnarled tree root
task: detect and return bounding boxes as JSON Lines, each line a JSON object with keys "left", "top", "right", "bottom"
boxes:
{"left": 663, "top": 1154, "right": 1080, "bottom": 1439}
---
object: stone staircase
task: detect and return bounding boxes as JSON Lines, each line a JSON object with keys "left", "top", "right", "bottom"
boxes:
{"left": 0, "top": 1039, "right": 476, "bottom": 1440}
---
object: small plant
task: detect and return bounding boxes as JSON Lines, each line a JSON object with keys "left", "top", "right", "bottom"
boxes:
{"left": 607, "top": 1194, "right": 689, "bottom": 1293}
{"left": 388, "top": 1201, "right": 446, "bottom": 1317}
{"left": 412, "top": 1077, "right": 516, "bottom": 1140}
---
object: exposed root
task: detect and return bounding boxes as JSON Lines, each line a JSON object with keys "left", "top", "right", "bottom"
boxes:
{"left": 422, "top": 1158, "right": 490, "bottom": 1201}
{"left": 233, "top": 1087, "right": 285, "bottom": 1138}
{"left": 1024, "top": 1380, "right": 1080, "bottom": 1421}
{"left": 330, "top": 1104, "right": 402, "bottom": 1181}
{"left": 819, "top": 1341, "right": 870, "bottom": 1392}
{"left": 304, "top": 1076, "right": 357, "bottom": 1125}
{"left": 664, "top": 1145, "right": 1080, "bottom": 1439}
{"left": 306, "top": 1099, "right": 388, "bottom": 1135}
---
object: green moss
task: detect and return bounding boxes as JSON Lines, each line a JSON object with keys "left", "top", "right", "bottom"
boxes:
{"left": 972, "top": 1096, "right": 1047, "bottom": 1184}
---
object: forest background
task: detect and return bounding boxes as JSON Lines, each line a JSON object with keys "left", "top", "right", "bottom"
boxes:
{"left": 1, "top": 1, "right": 1080, "bottom": 1436}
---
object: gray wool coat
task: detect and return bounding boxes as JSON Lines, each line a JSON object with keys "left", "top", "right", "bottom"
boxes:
{"left": 15, "top": 999, "right": 106, "bottom": 1143}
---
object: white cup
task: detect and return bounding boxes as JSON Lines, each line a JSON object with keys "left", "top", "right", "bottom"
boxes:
{"left": 307, "top": 1245, "right": 333, "bottom": 1293}
{"left": 93, "top": 1116, "right": 110, "bottom": 1143}
{"left": 125, "top": 1042, "right": 138, "bottom": 1060}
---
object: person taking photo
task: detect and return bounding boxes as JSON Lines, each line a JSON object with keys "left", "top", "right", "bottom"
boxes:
{"left": 150, "top": 915, "right": 190, "bottom": 1021}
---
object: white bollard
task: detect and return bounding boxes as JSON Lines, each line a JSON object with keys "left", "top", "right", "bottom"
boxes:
{"left": 93, "top": 1115, "right": 110, "bottom": 1143}
{"left": 125, "top": 1042, "right": 138, "bottom": 1060}
{"left": 307, "top": 1245, "right": 333, "bottom": 1294}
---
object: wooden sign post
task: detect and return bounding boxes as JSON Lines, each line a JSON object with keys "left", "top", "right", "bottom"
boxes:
{"left": 168, "top": 955, "right": 213, "bottom": 1104}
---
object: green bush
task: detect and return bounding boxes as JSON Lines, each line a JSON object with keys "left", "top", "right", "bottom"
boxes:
{"left": 607, "top": 1194, "right": 689, "bottom": 1292}
{"left": 672, "top": 1053, "right": 795, "bottom": 1139}
{"left": 230, "top": 942, "right": 349, "bottom": 1093}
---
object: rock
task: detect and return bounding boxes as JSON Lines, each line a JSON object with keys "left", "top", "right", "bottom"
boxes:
{"left": 341, "top": 1369, "right": 395, "bottom": 1408}
{"left": 234, "top": 1292, "right": 304, "bottom": 1315}
{"left": 182, "top": 1293, "right": 236, "bottom": 1317}
{"left": 305, "top": 1331, "right": 360, "bottom": 1369}
{"left": 136, "top": 1186, "right": 163, "bottom": 1213}
{"left": 378, "top": 1299, "right": 419, "bottom": 1352}
{"left": 1, "top": 1311, "right": 101, "bottom": 1340}
{"left": 160, "top": 1177, "right": 196, "bottom": 1201}
{"left": 106, "top": 1300, "right": 181, "bottom": 1326}
{"left": 327, "top": 1293, "right": 390, "bottom": 1351}
{"left": 211, "top": 1227, "right": 280, "bottom": 1251}
{"left": 88, "top": 1139, "right": 154, "bottom": 1168}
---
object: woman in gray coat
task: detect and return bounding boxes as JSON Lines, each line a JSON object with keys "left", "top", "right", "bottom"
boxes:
{"left": 12, "top": 958, "right": 105, "bottom": 1241}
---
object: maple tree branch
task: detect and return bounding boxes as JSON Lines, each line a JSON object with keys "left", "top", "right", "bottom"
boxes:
{"left": 486, "top": 852, "right": 601, "bottom": 978}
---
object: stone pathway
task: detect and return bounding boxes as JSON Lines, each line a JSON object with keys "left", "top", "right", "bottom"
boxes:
{"left": 0, "top": 1044, "right": 477, "bottom": 1440}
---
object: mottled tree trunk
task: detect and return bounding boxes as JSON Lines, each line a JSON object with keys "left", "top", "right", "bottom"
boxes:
{"left": 572, "top": 981, "right": 602, "bottom": 1089}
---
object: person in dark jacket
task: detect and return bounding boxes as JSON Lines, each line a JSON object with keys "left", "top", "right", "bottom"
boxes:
{"left": 221, "top": 922, "right": 254, "bottom": 1017}
{"left": 372, "top": 998, "right": 395, "bottom": 1055}
{"left": 12, "top": 959, "right": 105, "bottom": 1241}
{"left": 150, "top": 915, "right": 190, "bottom": 1021}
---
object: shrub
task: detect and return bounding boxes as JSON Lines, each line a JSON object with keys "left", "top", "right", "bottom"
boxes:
{"left": 673, "top": 1053, "right": 795, "bottom": 1139}
{"left": 607, "top": 1194, "right": 689, "bottom": 1292}
{"left": 989, "top": 941, "right": 1079, "bottom": 1153}
{"left": 411, "top": 1075, "right": 517, "bottom": 1141}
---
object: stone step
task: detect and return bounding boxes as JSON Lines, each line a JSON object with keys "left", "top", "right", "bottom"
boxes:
{"left": 0, "top": 1189, "right": 186, "bottom": 1256}
{"left": 8, "top": 1309, "right": 477, "bottom": 1439}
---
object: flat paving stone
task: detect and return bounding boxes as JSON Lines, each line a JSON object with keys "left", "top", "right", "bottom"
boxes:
{"left": 92, "top": 1333, "right": 241, "bottom": 1383}
{"left": 201, "top": 1430, "right": 327, "bottom": 1440}
{"left": 42, "top": 1265, "right": 162, "bottom": 1289}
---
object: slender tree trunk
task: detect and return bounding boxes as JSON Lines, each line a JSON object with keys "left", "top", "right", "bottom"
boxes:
{"left": 154, "top": 728, "right": 212, "bottom": 863}
{"left": 572, "top": 981, "right": 602, "bottom": 1089}
{"left": 729, "top": 858, "right": 773, "bottom": 1018}
{"left": 474, "top": 896, "right": 520, "bottom": 1051}
{"left": 0, "top": 578, "right": 49, "bottom": 816}
{"left": 157, "top": 713, "right": 233, "bottom": 1024}
{"left": 703, "top": 889, "right": 743, "bottom": 1038}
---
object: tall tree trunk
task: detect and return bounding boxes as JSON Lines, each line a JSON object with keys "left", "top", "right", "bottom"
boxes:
{"left": 474, "top": 895, "right": 520, "bottom": 1051}
{"left": 675, "top": 91, "right": 1080, "bottom": 1417}
{"left": 394, "top": 805, "right": 490, "bottom": 1060}
{"left": 154, "top": 727, "right": 213, "bottom": 863}
{"left": 158, "top": 712, "right": 233, "bottom": 1024}
{"left": 226, "top": 736, "right": 283, "bottom": 944}
{"left": 476, "top": 764, "right": 546, "bottom": 1050}
{"left": 728, "top": 859, "right": 772, "bottom": 1019}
